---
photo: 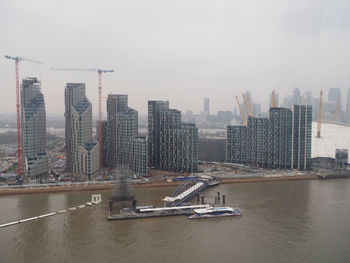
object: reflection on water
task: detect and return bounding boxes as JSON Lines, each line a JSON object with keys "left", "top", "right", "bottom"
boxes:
{"left": 1, "top": 180, "right": 350, "bottom": 263}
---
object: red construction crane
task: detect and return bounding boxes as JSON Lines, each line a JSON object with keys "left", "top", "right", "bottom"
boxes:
{"left": 4, "top": 55, "right": 43, "bottom": 178}
{"left": 51, "top": 67, "right": 114, "bottom": 169}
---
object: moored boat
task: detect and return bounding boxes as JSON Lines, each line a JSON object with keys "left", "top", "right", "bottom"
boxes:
{"left": 188, "top": 206, "right": 243, "bottom": 219}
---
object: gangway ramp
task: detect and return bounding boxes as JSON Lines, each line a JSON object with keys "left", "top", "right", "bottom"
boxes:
{"left": 162, "top": 181, "right": 209, "bottom": 207}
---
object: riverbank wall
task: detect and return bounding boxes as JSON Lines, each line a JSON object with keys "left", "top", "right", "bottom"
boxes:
{"left": 0, "top": 174, "right": 318, "bottom": 196}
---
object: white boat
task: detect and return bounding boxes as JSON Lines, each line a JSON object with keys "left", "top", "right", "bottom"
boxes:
{"left": 86, "top": 202, "right": 92, "bottom": 206}
{"left": 188, "top": 206, "right": 243, "bottom": 219}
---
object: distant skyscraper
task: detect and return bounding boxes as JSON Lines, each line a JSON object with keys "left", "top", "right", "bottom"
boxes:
{"left": 204, "top": 98, "right": 210, "bottom": 116}
{"left": 65, "top": 83, "right": 98, "bottom": 179}
{"left": 293, "top": 88, "right": 302, "bottom": 105}
{"left": 304, "top": 91, "right": 312, "bottom": 105}
{"left": 21, "top": 77, "right": 48, "bottom": 180}
{"left": 328, "top": 87, "right": 342, "bottom": 111}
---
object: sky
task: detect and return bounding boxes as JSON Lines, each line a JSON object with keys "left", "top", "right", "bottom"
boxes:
{"left": 1, "top": 0, "right": 350, "bottom": 116}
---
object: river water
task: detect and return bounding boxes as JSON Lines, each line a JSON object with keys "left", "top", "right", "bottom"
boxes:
{"left": 1, "top": 179, "right": 350, "bottom": 263}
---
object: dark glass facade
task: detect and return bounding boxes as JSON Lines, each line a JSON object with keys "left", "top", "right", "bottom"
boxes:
{"left": 226, "top": 105, "right": 312, "bottom": 170}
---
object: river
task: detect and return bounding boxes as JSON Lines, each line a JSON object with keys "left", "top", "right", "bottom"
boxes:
{"left": 1, "top": 179, "right": 350, "bottom": 263}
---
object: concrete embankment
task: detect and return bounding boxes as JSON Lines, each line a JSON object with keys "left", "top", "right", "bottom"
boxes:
{"left": 0, "top": 175, "right": 318, "bottom": 196}
{"left": 220, "top": 175, "right": 318, "bottom": 184}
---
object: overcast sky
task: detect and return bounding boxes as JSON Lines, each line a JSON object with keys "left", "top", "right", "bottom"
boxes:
{"left": 1, "top": 0, "right": 350, "bottom": 116}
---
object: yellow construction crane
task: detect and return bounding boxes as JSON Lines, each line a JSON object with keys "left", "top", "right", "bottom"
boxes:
{"left": 242, "top": 94, "right": 252, "bottom": 118}
{"left": 317, "top": 90, "right": 323, "bottom": 138}
{"left": 271, "top": 91, "right": 277, "bottom": 107}
{"left": 247, "top": 96, "right": 254, "bottom": 117}
{"left": 236, "top": 96, "right": 246, "bottom": 126}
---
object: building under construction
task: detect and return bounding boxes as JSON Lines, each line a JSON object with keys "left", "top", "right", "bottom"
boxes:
{"left": 227, "top": 105, "right": 312, "bottom": 170}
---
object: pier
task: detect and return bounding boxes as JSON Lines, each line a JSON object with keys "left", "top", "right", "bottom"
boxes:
{"left": 107, "top": 204, "right": 210, "bottom": 220}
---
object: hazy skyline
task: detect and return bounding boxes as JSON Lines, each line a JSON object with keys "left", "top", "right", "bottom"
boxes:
{"left": 1, "top": 0, "right": 350, "bottom": 115}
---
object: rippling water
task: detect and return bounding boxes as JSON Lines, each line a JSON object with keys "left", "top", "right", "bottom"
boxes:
{"left": 1, "top": 179, "right": 350, "bottom": 263}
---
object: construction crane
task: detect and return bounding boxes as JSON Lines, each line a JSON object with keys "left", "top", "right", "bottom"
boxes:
{"left": 247, "top": 96, "right": 254, "bottom": 117}
{"left": 242, "top": 93, "right": 252, "bottom": 118}
{"left": 317, "top": 90, "right": 323, "bottom": 138}
{"left": 271, "top": 91, "right": 277, "bottom": 107}
{"left": 236, "top": 96, "right": 246, "bottom": 126}
{"left": 4, "top": 55, "right": 43, "bottom": 178}
{"left": 51, "top": 67, "right": 115, "bottom": 169}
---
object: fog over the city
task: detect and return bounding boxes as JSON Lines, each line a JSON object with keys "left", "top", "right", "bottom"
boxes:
{"left": 1, "top": 0, "right": 350, "bottom": 115}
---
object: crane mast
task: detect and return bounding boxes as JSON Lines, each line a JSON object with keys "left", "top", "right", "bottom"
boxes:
{"left": 242, "top": 94, "right": 251, "bottom": 118}
{"left": 236, "top": 96, "right": 246, "bottom": 126}
{"left": 4, "top": 55, "right": 43, "bottom": 178}
{"left": 317, "top": 90, "right": 323, "bottom": 138}
{"left": 271, "top": 91, "right": 277, "bottom": 107}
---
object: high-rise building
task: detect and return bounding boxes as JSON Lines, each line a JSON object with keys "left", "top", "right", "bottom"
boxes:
{"left": 106, "top": 94, "right": 128, "bottom": 169}
{"left": 268, "top": 108, "right": 293, "bottom": 169}
{"left": 177, "top": 123, "right": 198, "bottom": 173}
{"left": 130, "top": 136, "right": 148, "bottom": 176}
{"left": 226, "top": 126, "right": 246, "bottom": 164}
{"left": 226, "top": 105, "right": 312, "bottom": 170}
{"left": 96, "top": 120, "right": 108, "bottom": 168}
{"left": 328, "top": 88, "right": 342, "bottom": 110}
{"left": 65, "top": 83, "right": 98, "bottom": 179}
{"left": 116, "top": 108, "right": 138, "bottom": 168}
{"left": 20, "top": 77, "right": 48, "bottom": 181}
{"left": 203, "top": 98, "right": 210, "bottom": 116}
{"left": 148, "top": 101, "right": 169, "bottom": 168}
{"left": 160, "top": 109, "right": 181, "bottom": 171}
{"left": 148, "top": 101, "right": 198, "bottom": 173}
{"left": 106, "top": 94, "right": 147, "bottom": 176}
{"left": 292, "top": 105, "right": 312, "bottom": 170}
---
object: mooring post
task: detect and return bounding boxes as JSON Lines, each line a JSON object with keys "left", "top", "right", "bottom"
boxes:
{"left": 222, "top": 195, "right": 226, "bottom": 205}
{"left": 217, "top": 192, "right": 220, "bottom": 203}
{"left": 197, "top": 194, "right": 200, "bottom": 203}
{"left": 108, "top": 197, "right": 113, "bottom": 216}
{"left": 214, "top": 197, "right": 218, "bottom": 204}
{"left": 201, "top": 196, "right": 205, "bottom": 204}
